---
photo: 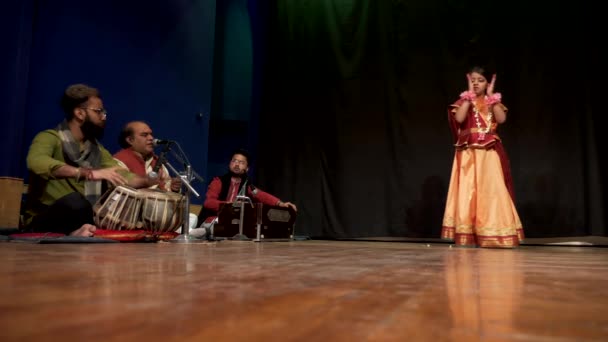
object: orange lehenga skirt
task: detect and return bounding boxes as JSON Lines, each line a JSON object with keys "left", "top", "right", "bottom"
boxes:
{"left": 441, "top": 148, "right": 524, "bottom": 248}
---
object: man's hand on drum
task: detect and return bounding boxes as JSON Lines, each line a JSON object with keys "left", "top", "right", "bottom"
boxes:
{"left": 145, "top": 175, "right": 161, "bottom": 188}
{"left": 89, "top": 167, "right": 128, "bottom": 186}
{"left": 170, "top": 177, "right": 182, "bottom": 192}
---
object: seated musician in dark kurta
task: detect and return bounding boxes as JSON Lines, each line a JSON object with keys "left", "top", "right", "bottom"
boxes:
{"left": 197, "top": 149, "right": 297, "bottom": 226}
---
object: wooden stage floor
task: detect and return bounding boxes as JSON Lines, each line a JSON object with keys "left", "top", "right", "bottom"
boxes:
{"left": 1, "top": 240, "right": 607, "bottom": 341}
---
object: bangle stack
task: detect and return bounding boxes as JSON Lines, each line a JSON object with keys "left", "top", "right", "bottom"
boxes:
{"left": 486, "top": 93, "right": 502, "bottom": 105}
{"left": 459, "top": 91, "right": 476, "bottom": 102}
{"left": 80, "top": 168, "right": 93, "bottom": 181}
{"left": 459, "top": 91, "right": 502, "bottom": 106}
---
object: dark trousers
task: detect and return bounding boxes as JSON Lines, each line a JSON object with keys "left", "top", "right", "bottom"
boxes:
{"left": 27, "top": 192, "right": 94, "bottom": 235}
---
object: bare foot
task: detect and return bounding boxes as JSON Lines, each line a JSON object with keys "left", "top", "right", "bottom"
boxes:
{"left": 70, "top": 224, "right": 97, "bottom": 237}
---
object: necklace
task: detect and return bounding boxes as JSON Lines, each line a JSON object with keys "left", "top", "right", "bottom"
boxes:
{"left": 472, "top": 97, "right": 493, "bottom": 141}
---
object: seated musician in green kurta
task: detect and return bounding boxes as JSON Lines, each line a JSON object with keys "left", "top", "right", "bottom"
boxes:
{"left": 23, "top": 83, "right": 157, "bottom": 237}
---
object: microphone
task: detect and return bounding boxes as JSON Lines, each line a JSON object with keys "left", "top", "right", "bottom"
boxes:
{"left": 153, "top": 138, "right": 174, "bottom": 146}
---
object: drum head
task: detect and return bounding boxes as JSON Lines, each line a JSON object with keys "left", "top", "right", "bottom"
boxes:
{"left": 139, "top": 188, "right": 183, "bottom": 200}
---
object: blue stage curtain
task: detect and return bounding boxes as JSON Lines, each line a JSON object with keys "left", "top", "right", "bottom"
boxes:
{"left": 0, "top": 1, "right": 35, "bottom": 177}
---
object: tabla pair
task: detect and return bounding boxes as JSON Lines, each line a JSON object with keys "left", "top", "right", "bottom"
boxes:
{"left": 93, "top": 185, "right": 185, "bottom": 234}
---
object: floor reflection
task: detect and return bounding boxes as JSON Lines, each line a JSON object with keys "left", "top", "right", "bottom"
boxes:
{"left": 445, "top": 249, "right": 524, "bottom": 339}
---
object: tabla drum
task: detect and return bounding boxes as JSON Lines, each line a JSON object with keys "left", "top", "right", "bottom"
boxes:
{"left": 139, "top": 188, "right": 185, "bottom": 233}
{"left": 93, "top": 185, "right": 144, "bottom": 230}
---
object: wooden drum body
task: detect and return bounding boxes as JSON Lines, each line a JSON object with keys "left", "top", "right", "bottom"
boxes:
{"left": 139, "top": 189, "right": 185, "bottom": 233}
{"left": 93, "top": 185, "right": 143, "bottom": 230}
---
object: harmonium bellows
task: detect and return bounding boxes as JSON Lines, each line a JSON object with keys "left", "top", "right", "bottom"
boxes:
{"left": 213, "top": 203, "right": 296, "bottom": 241}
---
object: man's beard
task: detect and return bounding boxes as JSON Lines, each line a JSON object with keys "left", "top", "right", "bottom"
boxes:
{"left": 81, "top": 116, "right": 105, "bottom": 140}
{"left": 229, "top": 170, "right": 247, "bottom": 179}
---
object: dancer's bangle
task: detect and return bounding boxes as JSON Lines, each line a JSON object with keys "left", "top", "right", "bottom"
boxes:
{"left": 487, "top": 93, "right": 502, "bottom": 105}
{"left": 459, "top": 91, "right": 476, "bottom": 102}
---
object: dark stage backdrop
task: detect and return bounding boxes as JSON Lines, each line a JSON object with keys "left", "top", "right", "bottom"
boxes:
{"left": 207, "top": 0, "right": 266, "bottom": 181}
{"left": 256, "top": 1, "right": 605, "bottom": 238}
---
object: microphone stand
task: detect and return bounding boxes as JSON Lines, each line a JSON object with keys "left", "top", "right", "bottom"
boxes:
{"left": 170, "top": 149, "right": 205, "bottom": 185}
{"left": 156, "top": 141, "right": 206, "bottom": 244}
{"left": 149, "top": 144, "right": 170, "bottom": 179}
{"left": 164, "top": 161, "right": 200, "bottom": 197}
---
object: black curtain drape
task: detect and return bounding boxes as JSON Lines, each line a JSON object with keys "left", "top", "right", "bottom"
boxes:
{"left": 256, "top": 0, "right": 605, "bottom": 239}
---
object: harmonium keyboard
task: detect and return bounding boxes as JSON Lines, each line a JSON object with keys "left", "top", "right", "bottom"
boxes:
{"left": 212, "top": 201, "right": 296, "bottom": 241}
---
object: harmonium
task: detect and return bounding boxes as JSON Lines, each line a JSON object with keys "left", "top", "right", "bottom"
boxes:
{"left": 212, "top": 199, "right": 296, "bottom": 241}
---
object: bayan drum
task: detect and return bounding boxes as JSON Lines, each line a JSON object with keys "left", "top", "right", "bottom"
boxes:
{"left": 139, "top": 188, "right": 185, "bottom": 233}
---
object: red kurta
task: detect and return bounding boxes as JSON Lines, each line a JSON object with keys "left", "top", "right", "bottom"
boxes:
{"left": 203, "top": 176, "right": 280, "bottom": 212}
{"left": 113, "top": 149, "right": 170, "bottom": 191}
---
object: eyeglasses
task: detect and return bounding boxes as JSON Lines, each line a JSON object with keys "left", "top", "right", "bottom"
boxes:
{"left": 231, "top": 159, "right": 247, "bottom": 165}
{"left": 81, "top": 107, "right": 108, "bottom": 118}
